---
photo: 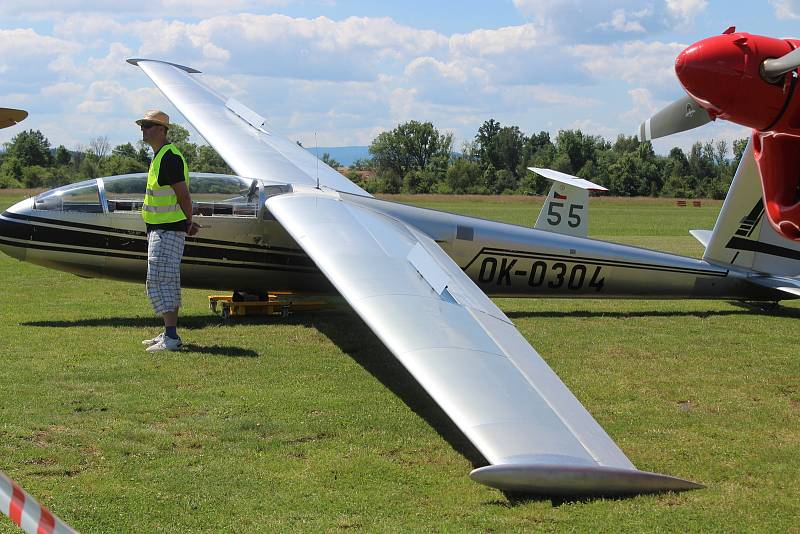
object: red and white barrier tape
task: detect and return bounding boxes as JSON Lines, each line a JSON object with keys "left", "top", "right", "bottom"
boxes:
{"left": 0, "top": 471, "right": 76, "bottom": 534}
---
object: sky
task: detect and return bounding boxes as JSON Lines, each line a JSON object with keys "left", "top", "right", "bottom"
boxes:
{"left": 1, "top": 1, "right": 800, "bottom": 158}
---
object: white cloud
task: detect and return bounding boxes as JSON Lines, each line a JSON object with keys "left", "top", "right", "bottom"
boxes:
{"left": 120, "top": 15, "right": 447, "bottom": 81}
{"left": 41, "top": 82, "right": 83, "bottom": 97}
{"left": 87, "top": 43, "right": 136, "bottom": 78}
{"left": 77, "top": 99, "right": 114, "bottom": 113}
{"left": 771, "top": 0, "right": 800, "bottom": 19}
{"left": 449, "top": 24, "right": 544, "bottom": 56}
{"left": 665, "top": 0, "right": 708, "bottom": 24}
{"left": 567, "top": 118, "right": 618, "bottom": 139}
{"left": 0, "top": 28, "right": 81, "bottom": 66}
{"left": 570, "top": 40, "right": 686, "bottom": 88}
{"left": 513, "top": 0, "right": 706, "bottom": 41}
{"left": 620, "top": 87, "right": 662, "bottom": 126}
{"left": 4, "top": 1, "right": 290, "bottom": 18}
{"left": 597, "top": 9, "right": 647, "bottom": 33}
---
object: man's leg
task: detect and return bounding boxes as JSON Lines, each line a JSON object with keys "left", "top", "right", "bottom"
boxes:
{"left": 163, "top": 310, "right": 178, "bottom": 328}
{"left": 146, "top": 230, "right": 185, "bottom": 351}
{"left": 163, "top": 309, "right": 179, "bottom": 341}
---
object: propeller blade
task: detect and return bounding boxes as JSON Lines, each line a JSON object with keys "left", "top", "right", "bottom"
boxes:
{"left": 638, "top": 95, "right": 713, "bottom": 141}
{"left": 761, "top": 47, "right": 800, "bottom": 82}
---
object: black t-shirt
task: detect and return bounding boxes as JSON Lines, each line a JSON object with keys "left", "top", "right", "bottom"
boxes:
{"left": 146, "top": 146, "right": 190, "bottom": 233}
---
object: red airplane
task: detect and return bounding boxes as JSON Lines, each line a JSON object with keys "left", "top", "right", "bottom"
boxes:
{"left": 639, "top": 27, "right": 800, "bottom": 241}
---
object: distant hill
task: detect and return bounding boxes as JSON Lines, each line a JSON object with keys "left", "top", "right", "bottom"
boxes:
{"left": 304, "top": 146, "right": 370, "bottom": 167}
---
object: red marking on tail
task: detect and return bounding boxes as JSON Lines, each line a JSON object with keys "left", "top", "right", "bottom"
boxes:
{"left": 553, "top": 192, "right": 567, "bottom": 200}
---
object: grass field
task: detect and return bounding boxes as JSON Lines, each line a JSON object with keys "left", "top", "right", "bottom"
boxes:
{"left": 1, "top": 191, "right": 799, "bottom": 532}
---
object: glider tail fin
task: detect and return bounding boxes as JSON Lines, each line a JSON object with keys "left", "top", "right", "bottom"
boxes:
{"left": 701, "top": 140, "right": 800, "bottom": 285}
{"left": 529, "top": 167, "right": 608, "bottom": 238}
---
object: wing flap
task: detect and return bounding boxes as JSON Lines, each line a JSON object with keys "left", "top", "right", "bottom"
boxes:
{"left": 266, "top": 189, "right": 700, "bottom": 495}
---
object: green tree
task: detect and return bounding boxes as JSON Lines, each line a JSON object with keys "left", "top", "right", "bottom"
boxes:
{"left": 112, "top": 142, "right": 139, "bottom": 160}
{"left": 5, "top": 129, "right": 52, "bottom": 167}
{"left": 369, "top": 120, "right": 453, "bottom": 178}
{"left": 195, "top": 145, "right": 232, "bottom": 174}
{"left": 54, "top": 145, "right": 71, "bottom": 166}
{"left": 320, "top": 152, "right": 341, "bottom": 168}
{"left": 445, "top": 158, "right": 482, "bottom": 194}
{"left": 101, "top": 155, "right": 148, "bottom": 176}
{"left": 166, "top": 124, "right": 197, "bottom": 166}
{"left": 351, "top": 158, "right": 372, "bottom": 170}
{"left": 732, "top": 138, "right": 749, "bottom": 169}
{"left": 0, "top": 156, "right": 23, "bottom": 188}
{"left": 554, "top": 130, "right": 607, "bottom": 177}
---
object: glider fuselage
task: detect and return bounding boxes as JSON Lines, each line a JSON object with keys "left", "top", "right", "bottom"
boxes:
{"left": 0, "top": 173, "right": 786, "bottom": 302}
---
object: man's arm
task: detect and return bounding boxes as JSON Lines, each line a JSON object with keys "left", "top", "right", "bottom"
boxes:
{"left": 171, "top": 181, "right": 199, "bottom": 235}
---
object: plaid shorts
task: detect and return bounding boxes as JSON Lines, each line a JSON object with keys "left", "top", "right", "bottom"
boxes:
{"left": 146, "top": 229, "right": 185, "bottom": 315}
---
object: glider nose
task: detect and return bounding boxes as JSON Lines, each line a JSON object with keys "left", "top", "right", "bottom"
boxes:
{"left": 0, "top": 199, "right": 34, "bottom": 261}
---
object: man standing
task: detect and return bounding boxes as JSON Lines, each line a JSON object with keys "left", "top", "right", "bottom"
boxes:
{"left": 137, "top": 110, "right": 200, "bottom": 352}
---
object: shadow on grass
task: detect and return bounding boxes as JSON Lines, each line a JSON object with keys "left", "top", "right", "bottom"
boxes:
{"left": 309, "top": 312, "right": 488, "bottom": 470}
{"left": 487, "top": 491, "right": 652, "bottom": 508}
{"left": 181, "top": 343, "right": 259, "bottom": 358}
{"left": 505, "top": 305, "right": 800, "bottom": 320}
{"left": 23, "top": 314, "right": 225, "bottom": 329}
{"left": 20, "top": 313, "right": 326, "bottom": 330}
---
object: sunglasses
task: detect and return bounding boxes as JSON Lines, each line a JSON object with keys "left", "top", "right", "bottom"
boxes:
{"left": 140, "top": 122, "right": 161, "bottom": 130}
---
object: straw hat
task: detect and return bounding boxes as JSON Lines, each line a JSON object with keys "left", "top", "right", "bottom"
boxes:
{"left": 135, "top": 109, "right": 170, "bottom": 129}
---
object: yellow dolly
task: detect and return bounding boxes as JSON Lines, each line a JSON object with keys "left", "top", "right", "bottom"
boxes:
{"left": 208, "top": 292, "right": 329, "bottom": 319}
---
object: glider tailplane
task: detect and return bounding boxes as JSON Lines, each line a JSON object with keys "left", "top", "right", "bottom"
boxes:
{"left": 701, "top": 140, "right": 800, "bottom": 280}
{"left": 530, "top": 167, "right": 608, "bottom": 238}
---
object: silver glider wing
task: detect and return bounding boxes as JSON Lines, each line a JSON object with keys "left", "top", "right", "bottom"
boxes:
{"left": 131, "top": 58, "right": 700, "bottom": 495}
{"left": 266, "top": 187, "right": 701, "bottom": 495}
{"left": 127, "top": 59, "right": 368, "bottom": 196}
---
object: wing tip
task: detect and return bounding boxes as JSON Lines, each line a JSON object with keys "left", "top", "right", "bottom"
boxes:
{"left": 127, "top": 58, "right": 202, "bottom": 74}
{"left": 470, "top": 463, "right": 703, "bottom": 496}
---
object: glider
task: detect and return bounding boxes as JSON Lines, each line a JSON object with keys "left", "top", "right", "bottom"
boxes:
{"left": 4, "top": 59, "right": 800, "bottom": 496}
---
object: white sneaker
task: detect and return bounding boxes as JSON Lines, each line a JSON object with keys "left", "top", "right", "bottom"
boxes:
{"left": 145, "top": 335, "right": 182, "bottom": 352}
{"left": 142, "top": 332, "right": 164, "bottom": 346}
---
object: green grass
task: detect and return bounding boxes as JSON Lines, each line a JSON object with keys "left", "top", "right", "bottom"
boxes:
{"left": 1, "top": 191, "right": 799, "bottom": 532}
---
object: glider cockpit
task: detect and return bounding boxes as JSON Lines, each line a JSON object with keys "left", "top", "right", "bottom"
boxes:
{"left": 33, "top": 173, "right": 265, "bottom": 219}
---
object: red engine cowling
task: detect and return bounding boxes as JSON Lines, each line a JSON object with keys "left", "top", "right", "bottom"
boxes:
{"left": 676, "top": 31, "right": 800, "bottom": 240}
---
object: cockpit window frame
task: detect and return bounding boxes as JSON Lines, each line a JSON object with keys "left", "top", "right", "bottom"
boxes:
{"left": 100, "top": 173, "right": 264, "bottom": 218}
{"left": 33, "top": 178, "right": 104, "bottom": 213}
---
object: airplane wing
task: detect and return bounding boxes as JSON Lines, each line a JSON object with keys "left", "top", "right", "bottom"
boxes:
{"left": 127, "top": 59, "right": 368, "bottom": 196}
{"left": 132, "top": 58, "right": 700, "bottom": 495}
{"left": 0, "top": 107, "right": 27, "bottom": 129}
{"left": 266, "top": 187, "right": 701, "bottom": 495}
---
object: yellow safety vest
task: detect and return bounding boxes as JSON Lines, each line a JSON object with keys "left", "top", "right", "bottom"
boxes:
{"left": 142, "top": 144, "right": 190, "bottom": 224}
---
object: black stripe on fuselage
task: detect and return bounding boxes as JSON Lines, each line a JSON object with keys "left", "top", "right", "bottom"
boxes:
{"left": 2, "top": 211, "right": 303, "bottom": 254}
{"left": 0, "top": 213, "right": 318, "bottom": 272}
{"left": 0, "top": 235, "right": 319, "bottom": 273}
{"left": 464, "top": 247, "right": 729, "bottom": 277}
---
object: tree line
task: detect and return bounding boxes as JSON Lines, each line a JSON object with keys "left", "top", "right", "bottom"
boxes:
{"left": 360, "top": 119, "right": 748, "bottom": 199}
{"left": 1, "top": 120, "right": 747, "bottom": 199}
{"left": 0, "top": 124, "right": 232, "bottom": 190}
